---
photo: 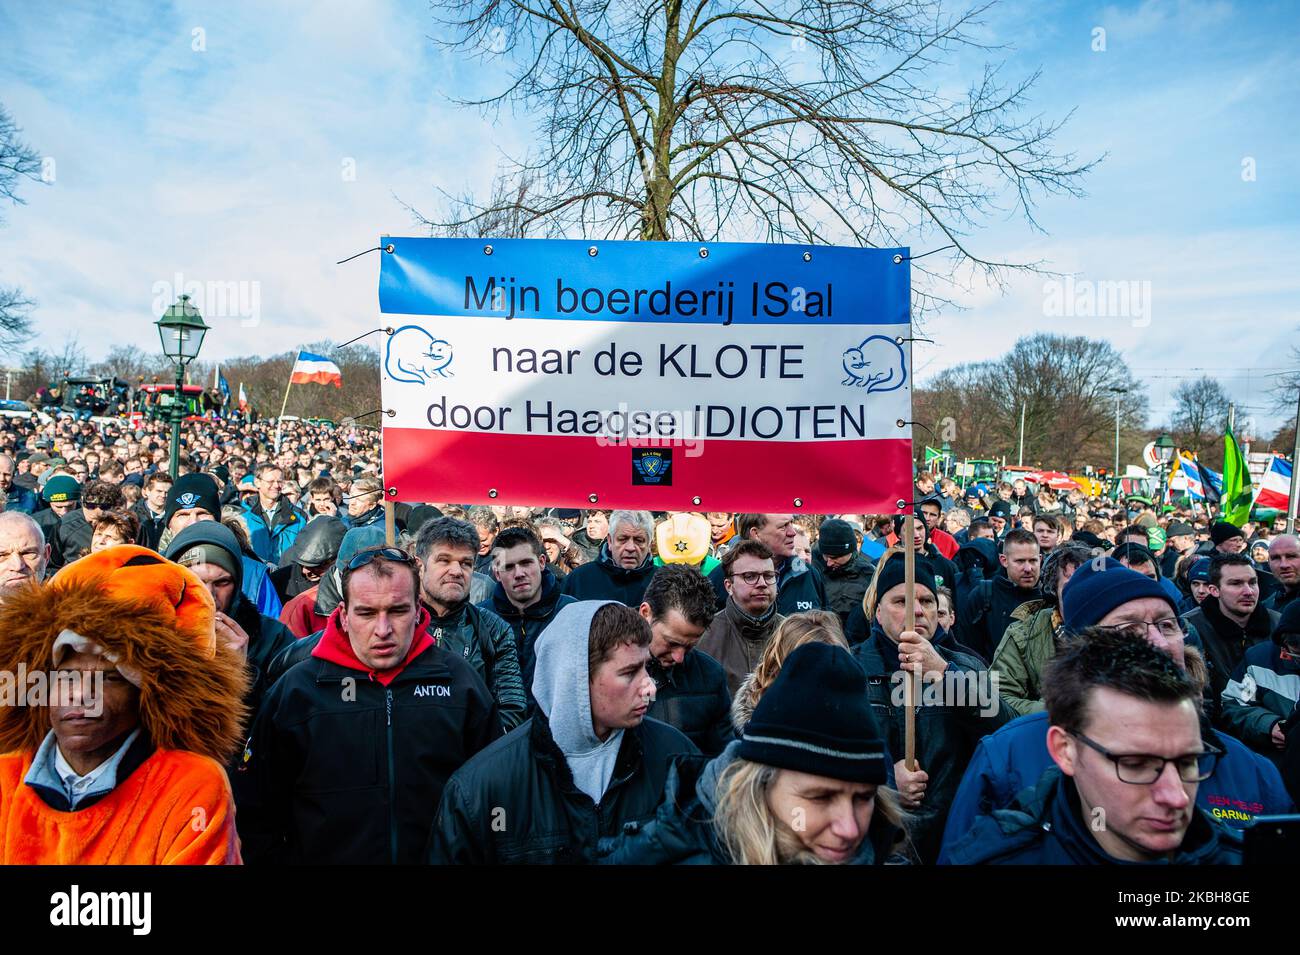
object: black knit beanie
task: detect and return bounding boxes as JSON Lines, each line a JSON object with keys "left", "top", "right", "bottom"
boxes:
{"left": 738, "top": 643, "right": 887, "bottom": 783}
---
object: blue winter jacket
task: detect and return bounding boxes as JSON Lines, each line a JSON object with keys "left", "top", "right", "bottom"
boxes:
{"left": 942, "top": 767, "right": 1242, "bottom": 865}
{"left": 937, "top": 710, "right": 1292, "bottom": 862}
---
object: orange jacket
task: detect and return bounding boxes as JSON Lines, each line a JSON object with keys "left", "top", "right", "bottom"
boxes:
{"left": 0, "top": 747, "right": 241, "bottom": 864}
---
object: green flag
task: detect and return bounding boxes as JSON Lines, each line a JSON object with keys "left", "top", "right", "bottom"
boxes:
{"left": 924, "top": 446, "right": 943, "bottom": 465}
{"left": 1221, "top": 427, "right": 1253, "bottom": 525}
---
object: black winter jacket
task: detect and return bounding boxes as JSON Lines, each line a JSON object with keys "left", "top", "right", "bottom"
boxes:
{"left": 852, "top": 625, "right": 1009, "bottom": 862}
{"left": 645, "top": 651, "right": 735, "bottom": 757}
{"left": 424, "top": 600, "right": 528, "bottom": 733}
{"left": 1182, "top": 600, "right": 1280, "bottom": 716}
{"left": 236, "top": 642, "right": 500, "bottom": 865}
{"left": 428, "top": 712, "right": 697, "bottom": 864}
{"left": 814, "top": 550, "right": 874, "bottom": 630}
{"left": 561, "top": 543, "right": 657, "bottom": 605}
{"left": 956, "top": 574, "right": 1039, "bottom": 664}
{"left": 479, "top": 569, "right": 576, "bottom": 698}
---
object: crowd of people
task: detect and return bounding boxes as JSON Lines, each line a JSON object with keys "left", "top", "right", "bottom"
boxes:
{"left": 0, "top": 404, "right": 1297, "bottom": 865}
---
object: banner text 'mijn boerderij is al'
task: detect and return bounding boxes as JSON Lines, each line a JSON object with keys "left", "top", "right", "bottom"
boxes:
{"left": 378, "top": 237, "right": 912, "bottom": 513}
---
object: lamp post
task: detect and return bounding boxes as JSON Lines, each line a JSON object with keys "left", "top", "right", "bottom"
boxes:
{"left": 1154, "top": 432, "right": 1175, "bottom": 510}
{"left": 1108, "top": 385, "right": 1129, "bottom": 500}
{"left": 155, "top": 294, "right": 209, "bottom": 480}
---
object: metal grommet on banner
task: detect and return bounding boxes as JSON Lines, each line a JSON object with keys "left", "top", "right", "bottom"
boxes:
{"left": 892, "top": 254, "right": 903, "bottom": 264}
{"left": 385, "top": 409, "right": 395, "bottom": 418}
{"left": 896, "top": 419, "right": 907, "bottom": 428}
{"left": 588, "top": 494, "right": 599, "bottom": 503}
{"left": 484, "top": 245, "right": 494, "bottom": 256}
{"left": 386, "top": 487, "right": 398, "bottom": 497}
{"left": 488, "top": 489, "right": 498, "bottom": 499}
{"left": 793, "top": 498, "right": 803, "bottom": 508}
{"left": 383, "top": 244, "right": 394, "bottom": 254}
{"left": 896, "top": 499, "right": 907, "bottom": 510}
{"left": 698, "top": 247, "right": 709, "bottom": 259}
{"left": 588, "top": 246, "right": 598, "bottom": 257}
{"left": 802, "top": 252, "right": 812, "bottom": 262}
{"left": 692, "top": 496, "right": 702, "bottom": 506}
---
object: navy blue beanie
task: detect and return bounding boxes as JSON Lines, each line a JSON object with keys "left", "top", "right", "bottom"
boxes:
{"left": 738, "top": 643, "right": 887, "bottom": 784}
{"left": 1188, "top": 557, "right": 1212, "bottom": 583}
{"left": 1061, "top": 557, "right": 1178, "bottom": 631}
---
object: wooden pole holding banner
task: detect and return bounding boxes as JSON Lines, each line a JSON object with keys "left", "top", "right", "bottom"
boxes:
{"left": 274, "top": 375, "right": 294, "bottom": 454}
{"left": 903, "top": 513, "right": 918, "bottom": 771}
{"left": 384, "top": 499, "right": 396, "bottom": 546}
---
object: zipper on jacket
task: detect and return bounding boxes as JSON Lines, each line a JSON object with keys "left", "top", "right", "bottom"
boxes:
{"left": 386, "top": 688, "right": 397, "bottom": 865}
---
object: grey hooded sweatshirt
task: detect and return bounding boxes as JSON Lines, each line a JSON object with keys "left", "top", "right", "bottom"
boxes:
{"left": 532, "top": 600, "right": 626, "bottom": 804}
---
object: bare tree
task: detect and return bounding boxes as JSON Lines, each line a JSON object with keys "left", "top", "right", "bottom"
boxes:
{"left": 1169, "top": 375, "right": 1229, "bottom": 455}
{"left": 420, "top": 0, "right": 1096, "bottom": 311}
{"left": 0, "top": 103, "right": 42, "bottom": 349}
{"left": 914, "top": 334, "right": 1147, "bottom": 469}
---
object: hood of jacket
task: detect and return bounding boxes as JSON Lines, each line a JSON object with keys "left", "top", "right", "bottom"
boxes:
{"left": 532, "top": 599, "right": 626, "bottom": 802}
{"left": 490, "top": 568, "right": 564, "bottom": 622}
{"left": 310, "top": 604, "right": 434, "bottom": 686}
{"left": 955, "top": 537, "right": 998, "bottom": 576}
{"left": 0, "top": 550, "right": 248, "bottom": 763}
{"left": 293, "top": 516, "right": 347, "bottom": 566}
{"left": 163, "top": 520, "right": 245, "bottom": 601}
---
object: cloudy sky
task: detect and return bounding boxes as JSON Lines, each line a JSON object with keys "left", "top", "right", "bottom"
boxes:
{"left": 1, "top": 0, "right": 1297, "bottom": 436}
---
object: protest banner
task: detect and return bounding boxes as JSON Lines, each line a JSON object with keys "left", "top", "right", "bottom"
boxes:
{"left": 379, "top": 237, "right": 912, "bottom": 512}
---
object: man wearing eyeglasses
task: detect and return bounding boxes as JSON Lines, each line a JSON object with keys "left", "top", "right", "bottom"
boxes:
{"left": 698, "top": 540, "right": 785, "bottom": 697}
{"left": 944, "top": 628, "right": 1242, "bottom": 864}
{"left": 705, "top": 513, "right": 828, "bottom": 615}
{"left": 939, "top": 559, "right": 1292, "bottom": 860}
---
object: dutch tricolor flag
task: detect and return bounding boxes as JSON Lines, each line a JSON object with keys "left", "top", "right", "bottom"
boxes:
{"left": 290, "top": 351, "right": 343, "bottom": 388}
{"left": 1256, "top": 455, "right": 1293, "bottom": 511}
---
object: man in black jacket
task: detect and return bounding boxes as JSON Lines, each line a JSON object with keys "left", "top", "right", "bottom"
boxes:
{"left": 416, "top": 517, "right": 528, "bottom": 732}
{"left": 852, "top": 552, "right": 1007, "bottom": 862}
{"left": 236, "top": 547, "right": 500, "bottom": 864}
{"left": 956, "top": 527, "right": 1042, "bottom": 663}
{"left": 164, "top": 521, "right": 297, "bottom": 759}
{"left": 1265, "top": 534, "right": 1300, "bottom": 612}
{"left": 815, "top": 517, "right": 873, "bottom": 630}
{"left": 479, "top": 524, "right": 575, "bottom": 698}
{"left": 132, "top": 471, "right": 171, "bottom": 551}
{"left": 561, "top": 510, "right": 658, "bottom": 605}
{"left": 638, "top": 565, "right": 733, "bottom": 757}
{"left": 706, "top": 513, "right": 827, "bottom": 614}
{"left": 1182, "top": 552, "right": 1281, "bottom": 715}
{"left": 428, "top": 600, "right": 697, "bottom": 863}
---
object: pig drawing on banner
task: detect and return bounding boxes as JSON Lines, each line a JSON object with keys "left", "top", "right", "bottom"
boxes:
{"left": 386, "top": 325, "right": 455, "bottom": 383}
{"left": 841, "top": 335, "right": 907, "bottom": 392}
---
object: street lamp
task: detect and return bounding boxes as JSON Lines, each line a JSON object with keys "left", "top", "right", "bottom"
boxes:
{"left": 1108, "top": 385, "right": 1129, "bottom": 499}
{"left": 155, "top": 294, "right": 209, "bottom": 479}
{"left": 1154, "top": 432, "right": 1175, "bottom": 509}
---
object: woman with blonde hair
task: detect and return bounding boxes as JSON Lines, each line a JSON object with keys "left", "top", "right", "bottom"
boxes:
{"left": 731, "top": 609, "right": 847, "bottom": 730}
{"left": 600, "top": 642, "right": 909, "bottom": 865}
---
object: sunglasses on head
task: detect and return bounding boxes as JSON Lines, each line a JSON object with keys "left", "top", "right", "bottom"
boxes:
{"left": 346, "top": 546, "right": 416, "bottom": 570}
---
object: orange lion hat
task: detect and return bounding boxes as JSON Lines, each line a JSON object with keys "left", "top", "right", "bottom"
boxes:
{"left": 0, "top": 545, "right": 248, "bottom": 762}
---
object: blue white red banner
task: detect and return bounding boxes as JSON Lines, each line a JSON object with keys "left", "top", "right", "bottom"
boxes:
{"left": 379, "top": 237, "right": 912, "bottom": 511}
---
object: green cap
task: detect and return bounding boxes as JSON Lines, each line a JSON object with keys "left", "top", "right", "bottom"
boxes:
{"left": 42, "top": 475, "right": 81, "bottom": 504}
